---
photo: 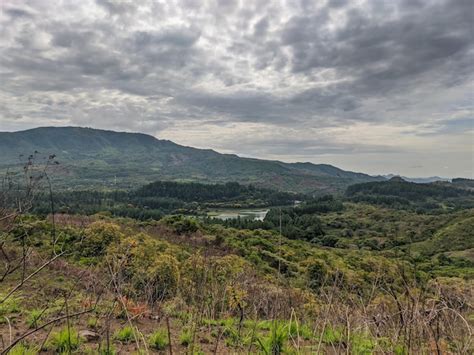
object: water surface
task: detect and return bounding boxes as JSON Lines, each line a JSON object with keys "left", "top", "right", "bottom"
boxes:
{"left": 208, "top": 208, "right": 269, "bottom": 221}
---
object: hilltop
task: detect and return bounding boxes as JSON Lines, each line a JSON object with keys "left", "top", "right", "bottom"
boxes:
{"left": 0, "top": 127, "right": 383, "bottom": 193}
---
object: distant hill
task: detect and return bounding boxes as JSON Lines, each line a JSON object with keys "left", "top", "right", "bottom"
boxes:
{"left": 383, "top": 174, "right": 450, "bottom": 184}
{"left": 451, "top": 178, "right": 474, "bottom": 191}
{"left": 346, "top": 178, "right": 474, "bottom": 210}
{"left": 0, "top": 127, "right": 383, "bottom": 193}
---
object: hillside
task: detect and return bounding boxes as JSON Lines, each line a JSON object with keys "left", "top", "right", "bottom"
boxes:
{"left": 0, "top": 127, "right": 382, "bottom": 193}
{"left": 1, "top": 204, "right": 472, "bottom": 354}
{"left": 383, "top": 174, "right": 450, "bottom": 183}
{"left": 1, "top": 146, "right": 473, "bottom": 354}
{"left": 345, "top": 177, "right": 474, "bottom": 210}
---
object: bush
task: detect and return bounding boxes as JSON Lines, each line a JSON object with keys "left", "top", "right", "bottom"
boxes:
{"left": 81, "top": 221, "right": 122, "bottom": 257}
{"left": 114, "top": 325, "right": 135, "bottom": 343}
{"left": 149, "top": 255, "right": 180, "bottom": 302}
{"left": 26, "top": 308, "right": 43, "bottom": 329}
{"left": 148, "top": 329, "right": 169, "bottom": 350}
{"left": 87, "top": 316, "right": 99, "bottom": 329}
{"left": 350, "top": 332, "right": 376, "bottom": 354}
{"left": 96, "top": 342, "right": 116, "bottom": 355}
{"left": 162, "top": 215, "right": 200, "bottom": 234}
{"left": 48, "top": 327, "right": 82, "bottom": 353}
{"left": 321, "top": 326, "right": 343, "bottom": 344}
{"left": 307, "top": 260, "right": 329, "bottom": 291}
{"left": 9, "top": 342, "right": 38, "bottom": 355}
{"left": 180, "top": 329, "right": 193, "bottom": 347}
{"left": 0, "top": 293, "right": 21, "bottom": 318}
{"left": 288, "top": 321, "right": 313, "bottom": 340}
{"left": 256, "top": 321, "right": 288, "bottom": 354}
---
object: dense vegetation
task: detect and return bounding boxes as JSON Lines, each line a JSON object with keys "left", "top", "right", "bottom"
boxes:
{"left": 30, "top": 180, "right": 301, "bottom": 221}
{"left": 346, "top": 178, "right": 474, "bottom": 211}
{"left": 209, "top": 195, "right": 343, "bottom": 244}
{"left": 136, "top": 180, "right": 300, "bottom": 206}
{"left": 0, "top": 156, "right": 472, "bottom": 354}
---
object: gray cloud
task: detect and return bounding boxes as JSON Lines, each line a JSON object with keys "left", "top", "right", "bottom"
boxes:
{"left": 0, "top": 0, "right": 472, "bottom": 177}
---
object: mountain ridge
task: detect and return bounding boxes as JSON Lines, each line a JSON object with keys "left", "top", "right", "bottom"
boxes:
{"left": 0, "top": 126, "right": 384, "bottom": 193}
{"left": 383, "top": 174, "right": 451, "bottom": 184}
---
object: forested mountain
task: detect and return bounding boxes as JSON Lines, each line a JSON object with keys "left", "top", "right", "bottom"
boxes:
{"left": 0, "top": 127, "right": 383, "bottom": 193}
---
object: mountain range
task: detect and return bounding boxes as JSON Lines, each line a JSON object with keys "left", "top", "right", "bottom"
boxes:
{"left": 0, "top": 126, "right": 384, "bottom": 193}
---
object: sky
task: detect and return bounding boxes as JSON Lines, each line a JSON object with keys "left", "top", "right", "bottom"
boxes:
{"left": 0, "top": 0, "right": 473, "bottom": 178}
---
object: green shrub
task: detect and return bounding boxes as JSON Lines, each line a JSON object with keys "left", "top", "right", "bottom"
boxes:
{"left": 257, "top": 319, "right": 272, "bottom": 330}
{"left": 179, "top": 328, "right": 193, "bottom": 347}
{"left": 149, "top": 255, "right": 180, "bottom": 301}
{"left": 9, "top": 342, "right": 38, "bottom": 355}
{"left": 87, "top": 316, "right": 99, "bottom": 329}
{"left": 81, "top": 221, "right": 122, "bottom": 257}
{"left": 48, "top": 327, "right": 82, "bottom": 353}
{"left": 222, "top": 323, "right": 240, "bottom": 347}
{"left": 162, "top": 215, "right": 200, "bottom": 234}
{"left": 321, "top": 326, "right": 343, "bottom": 344}
{"left": 98, "top": 342, "right": 117, "bottom": 355}
{"left": 288, "top": 321, "right": 313, "bottom": 340}
{"left": 114, "top": 325, "right": 135, "bottom": 343}
{"left": 257, "top": 321, "right": 288, "bottom": 355}
{"left": 148, "top": 329, "right": 169, "bottom": 350}
{"left": 26, "top": 308, "right": 43, "bottom": 329}
{"left": 350, "top": 333, "right": 376, "bottom": 354}
{"left": 0, "top": 293, "right": 22, "bottom": 319}
{"left": 307, "top": 260, "right": 329, "bottom": 291}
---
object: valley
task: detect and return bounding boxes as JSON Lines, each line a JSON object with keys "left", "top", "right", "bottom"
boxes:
{"left": 0, "top": 141, "right": 472, "bottom": 354}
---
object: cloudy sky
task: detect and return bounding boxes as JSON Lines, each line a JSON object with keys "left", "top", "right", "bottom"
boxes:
{"left": 1, "top": 0, "right": 473, "bottom": 177}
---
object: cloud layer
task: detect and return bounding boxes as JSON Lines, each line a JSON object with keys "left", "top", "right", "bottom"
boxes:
{"left": 1, "top": 0, "right": 473, "bottom": 177}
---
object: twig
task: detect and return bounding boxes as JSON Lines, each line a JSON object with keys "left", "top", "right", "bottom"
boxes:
{"left": 2, "top": 307, "right": 95, "bottom": 354}
{"left": 166, "top": 316, "right": 173, "bottom": 355}
{"left": 0, "top": 251, "right": 65, "bottom": 304}
{"left": 3, "top": 317, "right": 12, "bottom": 347}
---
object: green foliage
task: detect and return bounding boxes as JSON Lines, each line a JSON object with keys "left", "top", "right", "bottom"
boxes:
{"left": 48, "top": 327, "right": 82, "bottom": 353}
{"left": 288, "top": 321, "right": 313, "bottom": 340}
{"left": 162, "top": 215, "right": 200, "bottom": 234}
{"left": 413, "top": 216, "right": 474, "bottom": 257}
{"left": 26, "top": 308, "right": 43, "bottom": 329}
{"left": 137, "top": 180, "right": 299, "bottom": 206}
{"left": 0, "top": 293, "right": 22, "bottom": 319}
{"left": 265, "top": 209, "right": 325, "bottom": 241}
{"left": 87, "top": 316, "right": 99, "bottom": 329}
{"left": 296, "top": 195, "right": 344, "bottom": 214}
{"left": 346, "top": 179, "right": 474, "bottom": 211}
{"left": 96, "top": 342, "right": 117, "bottom": 355}
{"left": 148, "top": 328, "right": 169, "bottom": 350}
{"left": 9, "top": 342, "right": 38, "bottom": 355}
{"left": 212, "top": 205, "right": 326, "bottom": 243}
{"left": 179, "top": 328, "right": 193, "bottom": 347}
{"left": 81, "top": 221, "right": 122, "bottom": 257}
{"left": 114, "top": 326, "right": 135, "bottom": 343}
{"left": 149, "top": 255, "right": 180, "bottom": 301}
{"left": 106, "top": 232, "right": 183, "bottom": 302}
{"left": 307, "top": 260, "right": 329, "bottom": 291}
{"left": 320, "top": 326, "right": 343, "bottom": 345}
{"left": 350, "top": 333, "right": 376, "bottom": 354}
{"left": 2, "top": 167, "right": 474, "bottom": 354}
{"left": 256, "top": 321, "right": 288, "bottom": 355}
